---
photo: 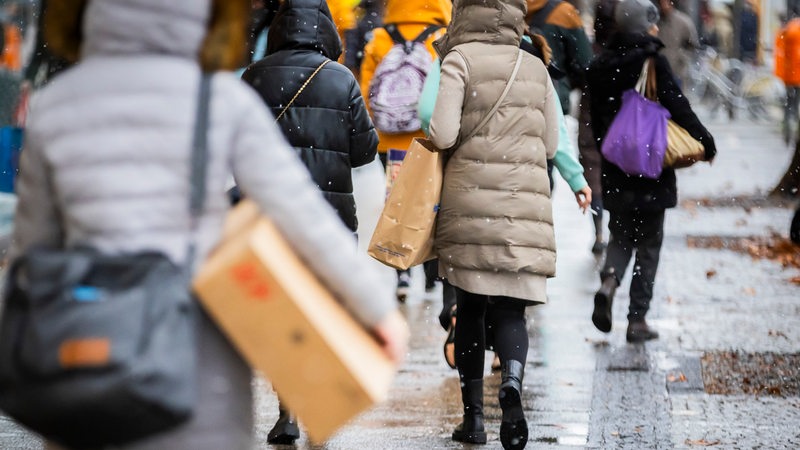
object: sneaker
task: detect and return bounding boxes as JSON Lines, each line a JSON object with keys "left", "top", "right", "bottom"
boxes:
{"left": 396, "top": 271, "right": 411, "bottom": 303}
{"left": 626, "top": 320, "right": 659, "bottom": 343}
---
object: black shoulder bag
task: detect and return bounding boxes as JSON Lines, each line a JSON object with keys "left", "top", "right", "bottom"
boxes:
{"left": 0, "top": 73, "right": 212, "bottom": 448}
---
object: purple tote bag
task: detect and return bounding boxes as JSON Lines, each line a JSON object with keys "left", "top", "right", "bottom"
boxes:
{"left": 601, "top": 61, "right": 670, "bottom": 179}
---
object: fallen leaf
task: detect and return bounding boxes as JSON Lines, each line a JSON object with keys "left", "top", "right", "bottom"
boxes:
{"left": 668, "top": 372, "right": 688, "bottom": 383}
{"left": 768, "top": 329, "right": 789, "bottom": 339}
{"left": 685, "top": 438, "right": 721, "bottom": 446}
{"left": 743, "top": 287, "right": 756, "bottom": 296}
{"left": 706, "top": 269, "right": 717, "bottom": 279}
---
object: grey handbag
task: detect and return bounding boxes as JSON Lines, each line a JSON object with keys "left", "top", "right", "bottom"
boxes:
{"left": 0, "top": 73, "right": 212, "bottom": 448}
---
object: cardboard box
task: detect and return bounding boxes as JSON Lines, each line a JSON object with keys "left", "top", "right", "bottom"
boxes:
{"left": 193, "top": 200, "right": 396, "bottom": 443}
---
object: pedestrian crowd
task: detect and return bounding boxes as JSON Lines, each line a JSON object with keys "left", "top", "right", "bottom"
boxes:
{"left": 2, "top": 0, "right": 758, "bottom": 449}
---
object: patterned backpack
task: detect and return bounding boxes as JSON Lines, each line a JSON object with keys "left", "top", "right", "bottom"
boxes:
{"left": 369, "top": 24, "right": 441, "bottom": 134}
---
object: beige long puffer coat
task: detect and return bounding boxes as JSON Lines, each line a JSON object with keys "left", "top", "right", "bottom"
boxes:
{"left": 429, "top": 0, "right": 559, "bottom": 304}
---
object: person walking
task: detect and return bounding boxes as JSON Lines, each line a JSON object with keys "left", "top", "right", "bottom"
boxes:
{"left": 525, "top": 0, "right": 592, "bottom": 116}
{"left": 241, "top": 0, "right": 379, "bottom": 443}
{"left": 655, "top": 0, "right": 700, "bottom": 87}
{"left": 525, "top": 0, "right": 597, "bottom": 253}
{"left": 586, "top": 0, "right": 716, "bottom": 343}
{"left": 428, "top": 0, "right": 559, "bottom": 448}
{"left": 344, "top": 0, "right": 385, "bottom": 76}
{"left": 10, "top": 0, "right": 407, "bottom": 449}
{"left": 775, "top": 15, "right": 800, "bottom": 145}
{"left": 359, "top": 0, "right": 451, "bottom": 301}
{"left": 418, "top": 30, "right": 591, "bottom": 372}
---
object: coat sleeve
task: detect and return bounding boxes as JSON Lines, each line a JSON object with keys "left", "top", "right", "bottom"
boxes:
{"left": 229, "top": 88, "right": 396, "bottom": 328}
{"left": 417, "top": 59, "right": 441, "bottom": 136}
{"left": 7, "top": 119, "right": 63, "bottom": 262}
{"left": 543, "top": 75, "right": 560, "bottom": 160}
{"left": 654, "top": 55, "right": 717, "bottom": 161}
{"left": 429, "top": 51, "right": 468, "bottom": 151}
{"left": 551, "top": 106, "right": 588, "bottom": 192}
{"left": 347, "top": 76, "right": 379, "bottom": 168}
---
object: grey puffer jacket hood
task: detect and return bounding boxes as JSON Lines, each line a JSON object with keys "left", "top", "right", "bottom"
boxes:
{"left": 81, "top": 0, "right": 210, "bottom": 61}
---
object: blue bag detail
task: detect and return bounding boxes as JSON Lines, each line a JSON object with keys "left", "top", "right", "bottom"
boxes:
{"left": 0, "top": 127, "right": 23, "bottom": 193}
{"left": 72, "top": 286, "right": 102, "bottom": 302}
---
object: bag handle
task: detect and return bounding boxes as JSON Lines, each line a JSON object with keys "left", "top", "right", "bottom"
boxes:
{"left": 462, "top": 49, "right": 524, "bottom": 144}
{"left": 275, "top": 60, "right": 330, "bottom": 123}
{"left": 635, "top": 57, "right": 658, "bottom": 101}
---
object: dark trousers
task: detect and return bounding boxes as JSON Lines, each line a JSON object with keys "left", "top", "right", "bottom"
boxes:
{"left": 454, "top": 288, "right": 528, "bottom": 380}
{"left": 601, "top": 209, "right": 665, "bottom": 321}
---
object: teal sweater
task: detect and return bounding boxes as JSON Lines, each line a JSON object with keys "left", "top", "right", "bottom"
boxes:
{"left": 418, "top": 59, "right": 588, "bottom": 193}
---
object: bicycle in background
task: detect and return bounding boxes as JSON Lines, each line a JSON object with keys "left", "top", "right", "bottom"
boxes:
{"left": 686, "top": 46, "right": 785, "bottom": 123}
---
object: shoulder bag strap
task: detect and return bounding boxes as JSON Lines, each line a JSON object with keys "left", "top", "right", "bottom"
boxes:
{"left": 274, "top": 59, "right": 331, "bottom": 123}
{"left": 635, "top": 57, "right": 658, "bottom": 101}
{"left": 186, "top": 73, "right": 212, "bottom": 272}
{"left": 462, "top": 49, "right": 524, "bottom": 143}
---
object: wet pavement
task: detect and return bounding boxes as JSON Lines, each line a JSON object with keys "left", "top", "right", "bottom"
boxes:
{"left": 0, "top": 106, "right": 798, "bottom": 449}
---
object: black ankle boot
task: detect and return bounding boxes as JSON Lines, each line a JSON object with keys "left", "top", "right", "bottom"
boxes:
{"left": 592, "top": 276, "right": 617, "bottom": 333}
{"left": 267, "top": 404, "right": 300, "bottom": 444}
{"left": 499, "top": 360, "right": 528, "bottom": 450}
{"left": 452, "top": 378, "right": 487, "bottom": 444}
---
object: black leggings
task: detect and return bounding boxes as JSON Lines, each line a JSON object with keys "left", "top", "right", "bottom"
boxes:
{"left": 454, "top": 288, "right": 528, "bottom": 380}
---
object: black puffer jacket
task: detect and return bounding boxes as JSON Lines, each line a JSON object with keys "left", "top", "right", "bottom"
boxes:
{"left": 242, "top": 0, "right": 378, "bottom": 232}
{"left": 587, "top": 32, "right": 716, "bottom": 212}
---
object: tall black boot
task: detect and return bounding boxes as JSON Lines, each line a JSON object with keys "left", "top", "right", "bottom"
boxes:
{"left": 267, "top": 402, "right": 300, "bottom": 444}
{"left": 499, "top": 360, "right": 528, "bottom": 450}
{"left": 452, "top": 378, "right": 487, "bottom": 444}
{"left": 592, "top": 275, "right": 617, "bottom": 333}
{"left": 591, "top": 214, "right": 606, "bottom": 254}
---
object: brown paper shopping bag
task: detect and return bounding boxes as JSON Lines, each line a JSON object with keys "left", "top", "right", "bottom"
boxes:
{"left": 368, "top": 138, "right": 443, "bottom": 270}
{"left": 193, "top": 200, "right": 396, "bottom": 443}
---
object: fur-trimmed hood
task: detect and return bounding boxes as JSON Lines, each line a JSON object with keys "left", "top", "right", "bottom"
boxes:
{"left": 44, "top": 0, "right": 249, "bottom": 71}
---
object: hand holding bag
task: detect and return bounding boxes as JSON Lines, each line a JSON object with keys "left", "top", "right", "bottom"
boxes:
{"left": 601, "top": 59, "right": 670, "bottom": 179}
{"left": 0, "top": 74, "right": 213, "bottom": 449}
{"left": 368, "top": 137, "right": 444, "bottom": 269}
{"left": 368, "top": 51, "right": 524, "bottom": 270}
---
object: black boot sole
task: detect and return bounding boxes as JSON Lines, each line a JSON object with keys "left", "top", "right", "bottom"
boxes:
{"left": 626, "top": 330, "right": 659, "bottom": 343}
{"left": 499, "top": 384, "right": 528, "bottom": 450}
{"left": 452, "top": 429, "right": 488, "bottom": 444}
{"left": 592, "top": 292, "right": 612, "bottom": 333}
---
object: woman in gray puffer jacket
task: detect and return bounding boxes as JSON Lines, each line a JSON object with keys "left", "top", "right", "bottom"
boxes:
{"left": 429, "top": 0, "right": 559, "bottom": 449}
{"left": 10, "top": 0, "right": 407, "bottom": 449}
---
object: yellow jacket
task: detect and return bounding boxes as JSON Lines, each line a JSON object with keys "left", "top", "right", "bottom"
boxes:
{"left": 327, "top": 0, "right": 357, "bottom": 39}
{"left": 359, "top": 0, "right": 452, "bottom": 153}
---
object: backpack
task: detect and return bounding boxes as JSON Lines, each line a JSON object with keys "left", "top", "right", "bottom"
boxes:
{"left": 369, "top": 24, "right": 441, "bottom": 134}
